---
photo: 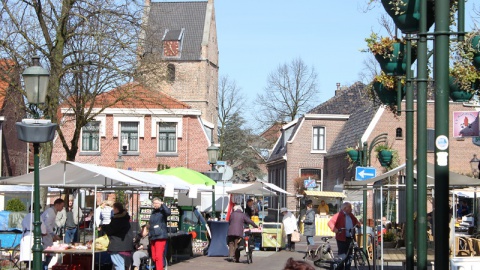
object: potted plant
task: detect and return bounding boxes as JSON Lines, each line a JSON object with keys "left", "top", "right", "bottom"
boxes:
{"left": 449, "top": 31, "right": 480, "bottom": 101}
{"left": 382, "top": 231, "right": 397, "bottom": 248}
{"left": 374, "top": 144, "right": 400, "bottom": 170}
{"left": 365, "top": 33, "right": 416, "bottom": 76}
{"left": 346, "top": 147, "right": 360, "bottom": 164}
{"left": 370, "top": 0, "right": 458, "bottom": 34}
{"left": 371, "top": 72, "right": 406, "bottom": 105}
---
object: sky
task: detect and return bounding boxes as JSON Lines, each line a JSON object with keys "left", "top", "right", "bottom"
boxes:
{"left": 214, "top": 0, "right": 478, "bottom": 127}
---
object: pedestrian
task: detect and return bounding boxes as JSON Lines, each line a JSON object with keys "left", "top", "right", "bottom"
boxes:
{"left": 148, "top": 197, "right": 171, "bottom": 270}
{"left": 96, "top": 200, "right": 113, "bottom": 236}
{"left": 328, "top": 202, "right": 361, "bottom": 270}
{"left": 64, "top": 198, "right": 79, "bottom": 244}
{"left": 281, "top": 207, "right": 298, "bottom": 252}
{"left": 101, "top": 202, "right": 133, "bottom": 270}
{"left": 132, "top": 225, "right": 150, "bottom": 270}
{"left": 302, "top": 200, "right": 316, "bottom": 246}
{"left": 41, "top": 198, "right": 64, "bottom": 270}
{"left": 55, "top": 203, "right": 66, "bottom": 237}
{"left": 244, "top": 198, "right": 258, "bottom": 218}
{"left": 19, "top": 204, "right": 47, "bottom": 266}
{"left": 227, "top": 205, "right": 258, "bottom": 263}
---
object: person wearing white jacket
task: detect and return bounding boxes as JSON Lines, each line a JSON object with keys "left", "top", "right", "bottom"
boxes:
{"left": 281, "top": 207, "right": 298, "bottom": 251}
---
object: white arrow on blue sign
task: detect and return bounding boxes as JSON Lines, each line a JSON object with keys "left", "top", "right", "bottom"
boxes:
{"left": 355, "top": 167, "right": 376, "bottom": 181}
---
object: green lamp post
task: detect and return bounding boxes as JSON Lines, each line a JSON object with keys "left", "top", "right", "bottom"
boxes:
{"left": 15, "top": 56, "right": 57, "bottom": 270}
{"left": 206, "top": 141, "right": 220, "bottom": 217}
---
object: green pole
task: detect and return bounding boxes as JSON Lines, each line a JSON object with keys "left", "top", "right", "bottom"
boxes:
{"left": 405, "top": 34, "right": 415, "bottom": 270}
{"left": 416, "top": 0, "right": 428, "bottom": 269}
{"left": 434, "top": 0, "right": 451, "bottom": 269}
{"left": 362, "top": 142, "right": 367, "bottom": 254}
{"left": 32, "top": 143, "right": 43, "bottom": 270}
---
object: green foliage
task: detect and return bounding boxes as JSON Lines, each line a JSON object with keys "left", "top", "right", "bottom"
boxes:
{"left": 364, "top": 32, "right": 403, "bottom": 58}
{"left": 373, "top": 72, "right": 405, "bottom": 90}
{"left": 450, "top": 31, "right": 480, "bottom": 93}
{"left": 5, "top": 198, "right": 26, "bottom": 211}
{"left": 383, "top": 231, "right": 397, "bottom": 242}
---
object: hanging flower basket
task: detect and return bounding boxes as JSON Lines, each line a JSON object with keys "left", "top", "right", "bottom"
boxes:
{"left": 381, "top": 0, "right": 435, "bottom": 33}
{"left": 378, "top": 150, "right": 393, "bottom": 167}
{"left": 449, "top": 76, "right": 475, "bottom": 102}
{"left": 373, "top": 81, "right": 406, "bottom": 105}
{"left": 374, "top": 42, "right": 417, "bottom": 76}
{"left": 347, "top": 149, "right": 360, "bottom": 163}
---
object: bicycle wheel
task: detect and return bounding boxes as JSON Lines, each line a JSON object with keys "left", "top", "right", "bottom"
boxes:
{"left": 353, "top": 248, "right": 371, "bottom": 270}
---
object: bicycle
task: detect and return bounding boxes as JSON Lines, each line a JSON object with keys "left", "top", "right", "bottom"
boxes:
{"left": 236, "top": 229, "right": 254, "bottom": 264}
{"left": 303, "top": 236, "right": 335, "bottom": 268}
{"left": 335, "top": 228, "right": 371, "bottom": 270}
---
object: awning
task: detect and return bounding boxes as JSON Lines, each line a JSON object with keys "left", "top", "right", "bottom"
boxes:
{"left": 304, "top": 190, "right": 346, "bottom": 198}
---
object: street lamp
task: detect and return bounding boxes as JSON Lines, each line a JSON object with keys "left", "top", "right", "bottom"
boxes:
{"left": 15, "top": 56, "right": 57, "bottom": 270}
{"left": 115, "top": 154, "right": 125, "bottom": 169}
{"left": 205, "top": 139, "right": 220, "bottom": 217}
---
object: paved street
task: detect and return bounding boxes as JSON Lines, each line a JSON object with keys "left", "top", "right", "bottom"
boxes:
{"left": 166, "top": 236, "right": 414, "bottom": 270}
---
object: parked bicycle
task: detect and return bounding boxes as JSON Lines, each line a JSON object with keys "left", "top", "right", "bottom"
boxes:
{"left": 334, "top": 228, "right": 371, "bottom": 270}
{"left": 303, "top": 236, "right": 335, "bottom": 268}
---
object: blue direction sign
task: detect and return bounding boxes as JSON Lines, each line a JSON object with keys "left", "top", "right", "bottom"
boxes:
{"left": 355, "top": 167, "right": 376, "bottom": 181}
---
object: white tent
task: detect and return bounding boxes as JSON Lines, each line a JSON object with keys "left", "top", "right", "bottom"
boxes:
{"left": 0, "top": 161, "right": 193, "bottom": 190}
{"left": 227, "top": 182, "right": 278, "bottom": 196}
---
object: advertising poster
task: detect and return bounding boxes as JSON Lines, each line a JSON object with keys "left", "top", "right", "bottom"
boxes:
{"left": 453, "top": 111, "right": 480, "bottom": 137}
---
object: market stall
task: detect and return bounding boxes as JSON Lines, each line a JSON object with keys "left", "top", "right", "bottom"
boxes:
{"left": 226, "top": 181, "right": 291, "bottom": 252}
{"left": 0, "top": 160, "right": 203, "bottom": 269}
{"left": 302, "top": 190, "right": 346, "bottom": 236}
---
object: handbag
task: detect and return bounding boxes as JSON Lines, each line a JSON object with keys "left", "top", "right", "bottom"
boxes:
{"left": 291, "top": 231, "right": 301, "bottom": 242}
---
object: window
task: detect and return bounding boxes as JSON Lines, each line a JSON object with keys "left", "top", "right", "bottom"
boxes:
{"left": 158, "top": 122, "right": 177, "bottom": 152}
{"left": 120, "top": 122, "right": 139, "bottom": 151}
{"left": 312, "top": 127, "right": 325, "bottom": 151}
{"left": 167, "top": 64, "right": 175, "bottom": 82}
{"left": 396, "top": 128, "right": 403, "bottom": 139}
{"left": 81, "top": 121, "right": 100, "bottom": 151}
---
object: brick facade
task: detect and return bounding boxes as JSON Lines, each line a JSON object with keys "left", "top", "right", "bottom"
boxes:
{"left": 270, "top": 97, "right": 480, "bottom": 212}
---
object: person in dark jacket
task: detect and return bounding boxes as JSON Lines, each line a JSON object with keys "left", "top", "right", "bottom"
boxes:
{"left": 101, "top": 202, "right": 133, "bottom": 270}
{"left": 227, "top": 205, "right": 258, "bottom": 263}
{"left": 148, "top": 197, "right": 171, "bottom": 270}
{"left": 302, "top": 200, "right": 316, "bottom": 246}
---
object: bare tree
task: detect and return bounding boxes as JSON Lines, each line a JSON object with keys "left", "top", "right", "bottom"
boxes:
{"left": 254, "top": 58, "right": 319, "bottom": 125}
{"left": 217, "top": 75, "right": 245, "bottom": 159}
{"left": 0, "top": 0, "right": 145, "bottom": 162}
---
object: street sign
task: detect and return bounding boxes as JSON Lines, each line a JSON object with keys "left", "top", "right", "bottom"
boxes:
{"left": 304, "top": 179, "right": 316, "bottom": 188}
{"left": 355, "top": 167, "right": 376, "bottom": 181}
{"left": 216, "top": 160, "right": 227, "bottom": 166}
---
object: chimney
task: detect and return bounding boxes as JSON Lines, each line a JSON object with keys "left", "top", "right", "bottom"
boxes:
{"left": 335, "top": 83, "right": 341, "bottom": 96}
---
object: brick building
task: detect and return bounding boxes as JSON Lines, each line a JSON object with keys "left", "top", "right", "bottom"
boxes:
{"left": 267, "top": 82, "right": 480, "bottom": 212}
{"left": 51, "top": 0, "right": 219, "bottom": 173}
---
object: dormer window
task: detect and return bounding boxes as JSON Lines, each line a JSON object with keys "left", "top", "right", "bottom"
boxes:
{"left": 162, "top": 28, "right": 184, "bottom": 58}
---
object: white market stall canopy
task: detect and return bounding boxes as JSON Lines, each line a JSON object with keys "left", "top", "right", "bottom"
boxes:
{"left": 226, "top": 180, "right": 290, "bottom": 196}
{"left": 0, "top": 161, "right": 190, "bottom": 190}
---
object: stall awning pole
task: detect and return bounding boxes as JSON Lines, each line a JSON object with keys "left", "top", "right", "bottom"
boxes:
{"left": 92, "top": 185, "right": 97, "bottom": 270}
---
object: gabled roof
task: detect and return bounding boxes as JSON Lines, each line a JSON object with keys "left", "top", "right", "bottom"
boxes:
{"left": 61, "top": 82, "right": 191, "bottom": 111}
{"left": 267, "top": 82, "right": 378, "bottom": 164}
{"left": 311, "top": 82, "right": 378, "bottom": 156}
{"left": 145, "top": 1, "right": 208, "bottom": 61}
